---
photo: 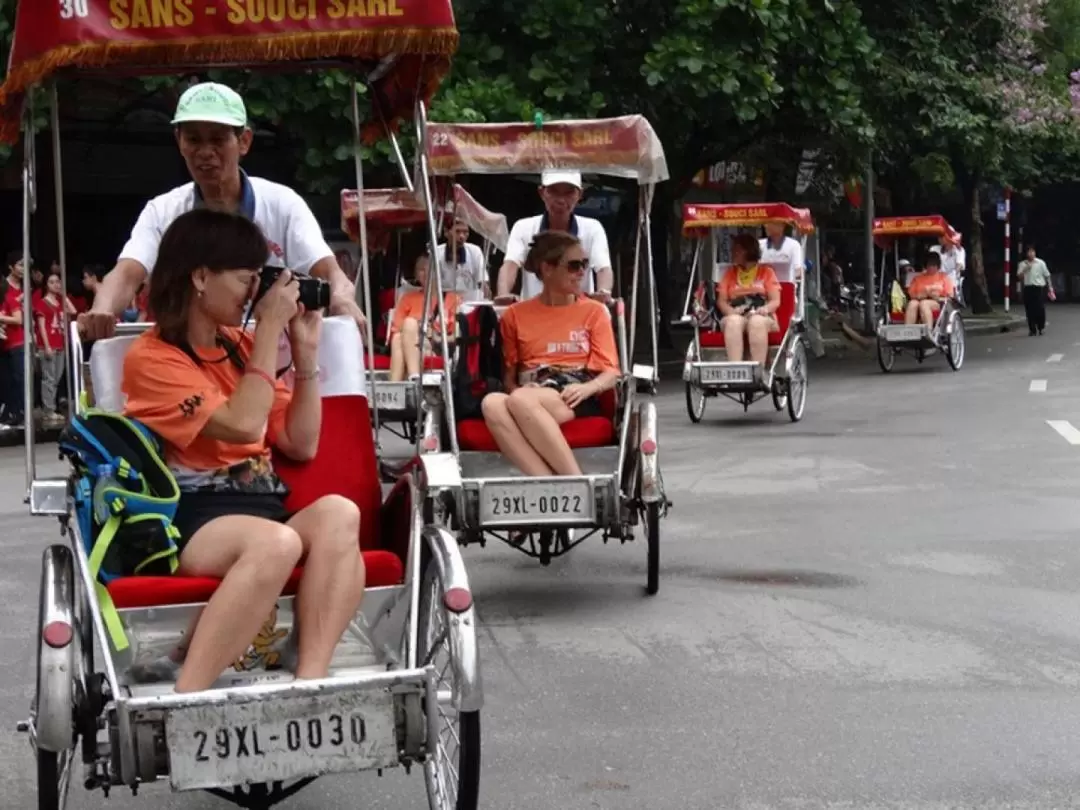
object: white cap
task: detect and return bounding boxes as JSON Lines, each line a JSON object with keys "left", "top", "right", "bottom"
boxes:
{"left": 541, "top": 170, "right": 583, "bottom": 189}
{"left": 898, "top": 259, "right": 912, "bottom": 268}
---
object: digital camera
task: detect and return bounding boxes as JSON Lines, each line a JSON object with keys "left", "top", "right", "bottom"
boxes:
{"left": 254, "top": 265, "right": 331, "bottom": 313}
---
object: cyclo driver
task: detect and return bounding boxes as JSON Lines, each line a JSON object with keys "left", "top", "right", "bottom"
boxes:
{"left": 78, "top": 82, "right": 366, "bottom": 340}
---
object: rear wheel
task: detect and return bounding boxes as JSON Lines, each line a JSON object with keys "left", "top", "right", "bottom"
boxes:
{"left": 418, "top": 555, "right": 481, "bottom": 810}
{"left": 876, "top": 337, "right": 895, "bottom": 373}
{"left": 685, "top": 381, "right": 706, "bottom": 423}
{"left": 787, "top": 341, "right": 808, "bottom": 422}
{"left": 644, "top": 502, "right": 660, "bottom": 595}
{"left": 771, "top": 380, "right": 788, "bottom": 411}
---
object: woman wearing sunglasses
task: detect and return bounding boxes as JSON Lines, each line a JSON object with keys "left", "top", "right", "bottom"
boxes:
{"left": 481, "top": 230, "right": 620, "bottom": 477}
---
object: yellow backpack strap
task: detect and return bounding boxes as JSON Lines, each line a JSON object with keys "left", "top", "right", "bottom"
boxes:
{"left": 87, "top": 515, "right": 130, "bottom": 652}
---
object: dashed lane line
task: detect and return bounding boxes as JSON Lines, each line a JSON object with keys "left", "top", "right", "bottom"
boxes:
{"left": 1047, "top": 420, "right": 1080, "bottom": 445}
{"left": 1030, "top": 379, "right": 1048, "bottom": 392}
{"left": 1047, "top": 353, "right": 1064, "bottom": 363}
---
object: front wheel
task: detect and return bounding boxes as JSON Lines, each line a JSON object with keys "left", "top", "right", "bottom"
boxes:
{"left": 685, "top": 381, "right": 706, "bottom": 423}
{"left": 947, "top": 313, "right": 965, "bottom": 370}
{"left": 418, "top": 555, "right": 481, "bottom": 810}
{"left": 876, "top": 337, "right": 895, "bottom": 373}
{"left": 786, "top": 341, "right": 808, "bottom": 422}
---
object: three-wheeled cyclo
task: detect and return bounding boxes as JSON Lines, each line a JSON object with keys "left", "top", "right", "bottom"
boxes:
{"left": 2, "top": 1, "right": 483, "bottom": 808}
{"left": 340, "top": 185, "right": 508, "bottom": 448}
{"left": 873, "top": 215, "right": 966, "bottom": 373}
{"left": 418, "top": 115, "right": 670, "bottom": 594}
{"left": 680, "top": 203, "right": 810, "bottom": 423}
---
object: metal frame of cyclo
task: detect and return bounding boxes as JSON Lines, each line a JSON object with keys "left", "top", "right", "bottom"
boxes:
{"left": 19, "top": 75, "right": 455, "bottom": 498}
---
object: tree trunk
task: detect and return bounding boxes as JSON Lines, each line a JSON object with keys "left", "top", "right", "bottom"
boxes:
{"left": 956, "top": 165, "right": 992, "bottom": 314}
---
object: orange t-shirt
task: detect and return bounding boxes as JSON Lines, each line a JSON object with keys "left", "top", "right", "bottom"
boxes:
{"left": 500, "top": 296, "right": 620, "bottom": 375}
{"left": 717, "top": 263, "right": 781, "bottom": 303}
{"left": 390, "top": 290, "right": 460, "bottom": 339}
{"left": 908, "top": 271, "right": 954, "bottom": 301}
{"left": 121, "top": 327, "right": 292, "bottom": 490}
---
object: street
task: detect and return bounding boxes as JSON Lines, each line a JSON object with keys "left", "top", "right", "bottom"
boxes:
{"left": 5, "top": 307, "right": 1080, "bottom": 810}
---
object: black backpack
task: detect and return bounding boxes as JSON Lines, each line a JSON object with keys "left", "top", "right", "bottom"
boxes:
{"left": 452, "top": 305, "right": 504, "bottom": 419}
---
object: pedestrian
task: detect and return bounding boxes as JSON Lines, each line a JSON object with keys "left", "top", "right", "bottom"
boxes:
{"left": 0, "top": 251, "right": 29, "bottom": 427}
{"left": 34, "top": 270, "right": 75, "bottom": 424}
{"left": 1017, "top": 244, "right": 1053, "bottom": 336}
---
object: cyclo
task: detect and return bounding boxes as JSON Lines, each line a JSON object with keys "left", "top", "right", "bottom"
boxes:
{"left": 1, "top": 2, "right": 482, "bottom": 808}
{"left": 420, "top": 115, "right": 670, "bottom": 594}
{"left": 680, "top": 203, "right": 810, "bottom": 423}
{"left": 340, "top": 184, "right": 508, "bottom": 449}
{"left": 872, "top": 215, "right": 966, "bottom": 373}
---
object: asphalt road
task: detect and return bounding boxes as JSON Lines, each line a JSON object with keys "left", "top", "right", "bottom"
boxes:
{"left": 5, "top": 307, "right": 1080, "bottom": 809}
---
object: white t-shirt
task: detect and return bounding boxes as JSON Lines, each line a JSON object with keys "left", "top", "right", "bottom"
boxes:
{"left": 435, "top": 241, "right": 486, "bottom": 294}
{"left": 505, "top": 214, "right": 612, "bottom": 300}
{"left": 759, "top": 236, "right": 804, "bottom": 282}
{"left": 930, "top": 245, "right": 966, "bottom": 285}
{"left": 118, "top": 174, "right": 333, "bottom": 275}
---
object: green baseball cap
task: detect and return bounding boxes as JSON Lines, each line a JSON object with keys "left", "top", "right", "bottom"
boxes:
{"left": 171, "top": 82, "right": 248, "bottom": 128}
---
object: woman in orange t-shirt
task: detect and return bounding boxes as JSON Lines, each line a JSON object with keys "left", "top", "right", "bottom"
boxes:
{"left": 905, "top": 250, "right": 955, "bottom": 328}
{"left": 120, "top": 209, "right": 365, "bottom": 694}
{"left": 714, "top": 233, "right": 782, "bottom": 364}
{"left": 388, "top": 252, "right": 459, "bottom": 381}
{"left": 482, "top": 231, "right": 621, "bottom": 477}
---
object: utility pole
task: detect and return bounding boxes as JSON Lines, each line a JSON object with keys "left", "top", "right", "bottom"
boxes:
{"left": 863, "top": 153, "right": 876, "bottom": 335}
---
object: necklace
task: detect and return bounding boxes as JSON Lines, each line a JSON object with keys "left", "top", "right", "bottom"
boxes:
{"left": 736, "top": 264, "right": 758, "bottom": 288}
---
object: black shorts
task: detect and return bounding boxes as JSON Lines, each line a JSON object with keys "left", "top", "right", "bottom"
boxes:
{"left": 173, "top": 492, "right": 291, "bottom": 554}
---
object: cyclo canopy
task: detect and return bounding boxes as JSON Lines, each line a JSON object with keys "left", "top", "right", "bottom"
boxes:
{"left": 872, "top": 215, "right": 960, "bottom": 249}
{"left": 681, "top": 202, "right": 816, "bottom": 235}
{"left": 0, "top": 0, "right": 458, "bottom": 143}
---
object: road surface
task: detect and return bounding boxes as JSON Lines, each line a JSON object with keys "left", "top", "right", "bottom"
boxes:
{"left": 3, "top": 309, "right": 1080, "bottom": 809}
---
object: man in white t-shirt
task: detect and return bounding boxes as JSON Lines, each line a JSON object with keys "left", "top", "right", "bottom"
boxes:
{"left": 436, "top": 216, "right": 488, "bottom": 297}
{"left": 759, "top": 222, "right": 804, "bottom": 281}
{"left": 495, "top": 170, "right": 613, "bottom": 303}
{"left": 78, "top": 82, "right": 365, "bottom": 340}
{"left": 930, "top": 234, "right": 966, "bottom": 303}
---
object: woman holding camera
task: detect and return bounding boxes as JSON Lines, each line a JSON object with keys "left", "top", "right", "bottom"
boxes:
{"left": 121, "top": 208, "right": 365, "bottom": 693}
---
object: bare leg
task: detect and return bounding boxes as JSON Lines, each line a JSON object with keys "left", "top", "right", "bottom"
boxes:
{"left": 389, "top": 333, "right": 406, "bottom": 381}
{"left": 482, "top": 392, "right": 554, "bottom": 475}
{"left": 919, "top": 300, "right": 938, "bottom": 329}
{"left": 505, "top": 387, "right": 581, "bottom": 475}
{"left": 401, "top": 317, "right": 422, "bottom": 377}
{"left": 286, "top": 495, "right": 366, "bottom": 680}
{"left": 173, "top": 517, "right": 303, "bottom": 693}
{"left": 904, "top": 300, "right": 921, "bottom": 325}
{"left": 746, "top": 315, "right": 771, "bottom": 365}
{"left": 723, "top": 314, "right": 747, "bottom": 360}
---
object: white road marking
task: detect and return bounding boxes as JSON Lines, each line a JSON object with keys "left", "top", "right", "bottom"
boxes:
{"left": 1047, "top": 420, "right": 1080, "bottom": 445}
{"left": 1030, "top": 379, "right": 1047, "bottom": 392}
{"left": 1048, "top": 353, "right": 1064, "bottom": 363}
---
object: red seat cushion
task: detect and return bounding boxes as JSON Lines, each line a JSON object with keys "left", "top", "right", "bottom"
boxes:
{"left": 107, "top": 551, "right": 403, "bottom": 610}
{"left": 370, "top": 354, "right": 445, "bottom": 371}
{"left": 106, "top": 395, "right": 407, "bottom": 609}
{"left": 699, "top": 281, "right": 796, "bottom": 348}
{"left": 458, "top": 416, "right": 614, "bottom": 451}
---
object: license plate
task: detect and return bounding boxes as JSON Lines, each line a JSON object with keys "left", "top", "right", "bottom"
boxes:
{"left": 166, "top": 689, "right": 398, "bottom": 790}
{"left": 888, "top": 326, "right": 922, "bottom": 341}
{"left": 480, "top": 480, "right": 594, "bottom": 525}
{"left": 701, "top": 365, "right": 753, "bottom": 384}
{"left": 373, "top": 385, "right": 407, "bottom": 410}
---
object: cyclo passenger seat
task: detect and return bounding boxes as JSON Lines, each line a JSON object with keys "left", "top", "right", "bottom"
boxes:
{"left": 87, "top": 317, "right": 410, "bottom": 612}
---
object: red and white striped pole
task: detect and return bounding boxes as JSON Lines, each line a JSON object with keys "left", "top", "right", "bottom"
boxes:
{"left": 1004, "top": 187, "right": 1012, "bottom": 312}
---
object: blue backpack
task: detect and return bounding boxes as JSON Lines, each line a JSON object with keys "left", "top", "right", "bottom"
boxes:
{"left": 58, "top": 411, "right": 182, "bottom": 650}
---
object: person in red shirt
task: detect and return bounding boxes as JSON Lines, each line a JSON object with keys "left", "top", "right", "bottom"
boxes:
{"left": 34, "top": 271, "right": 75, "bottom": 423}
{"left": 0, "top": 251, "right": 28, "bottom": 426}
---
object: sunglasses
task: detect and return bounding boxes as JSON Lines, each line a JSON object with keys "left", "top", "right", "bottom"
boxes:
{"left": 563, "top": 259, "right": 589, "bottom": 272}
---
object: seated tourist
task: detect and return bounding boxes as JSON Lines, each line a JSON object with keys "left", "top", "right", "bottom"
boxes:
{"left": 481, "top": 230, "right": 620, "bottom": 477}
{"left": 120, "top": 208, "right": 366, "bottom": 693}
{"left": 389, "top": 253, "right": 460, "bottom": 381}
{"left": 715, "top": 233, "right": 782, "bottom": 365}
{"left": 904, "top": 251, "right": 955, "bottom": 328}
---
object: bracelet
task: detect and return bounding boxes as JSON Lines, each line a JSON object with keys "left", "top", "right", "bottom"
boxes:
{"left": 293, "top": 366, "right": 320, "bottom": 382}
{"left": 246, "top": 367, "right": 275, "bottom": 389}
